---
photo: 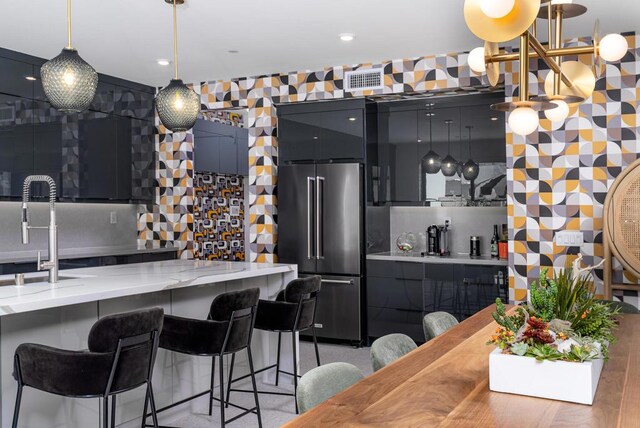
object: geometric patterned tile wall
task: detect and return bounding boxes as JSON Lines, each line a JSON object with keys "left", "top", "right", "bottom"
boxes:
{"left": 143, "top": 32, "right": 639, "bottom": 307}
{"left": 505, "top": 33, "right": 639, "bottom": 306}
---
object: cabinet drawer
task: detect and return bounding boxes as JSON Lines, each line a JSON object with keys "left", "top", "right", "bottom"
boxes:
{"left": 366, "top": 261, "right": 423, "bottom": 279}
{"left": 367, "top": 277, "right": 423, "bottom": 311}
{"left": 367, "top": 307, "right": 424, "bottom": 343}
{"left": 424, "top": 264, "right": 453, "bottom": 281}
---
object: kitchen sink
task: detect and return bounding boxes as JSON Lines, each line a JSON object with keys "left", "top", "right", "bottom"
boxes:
{"left": 0, "top": 275, "right": 81, "bottom": 287}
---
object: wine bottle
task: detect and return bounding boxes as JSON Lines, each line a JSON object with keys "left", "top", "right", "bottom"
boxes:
{"left": 490, "top": 224, "right": 499, "bottom": 258}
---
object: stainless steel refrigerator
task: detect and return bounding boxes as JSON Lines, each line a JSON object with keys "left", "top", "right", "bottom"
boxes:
{"left": 278, "top": 163, "right": 363, "bottom": 343}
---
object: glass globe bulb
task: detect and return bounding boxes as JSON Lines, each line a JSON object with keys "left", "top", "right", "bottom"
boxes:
{"left": 156, "top": 79, "right": 200, "bottom": 132}
{"left": 508, "top": 107, "right": 539, "bottom": 136}
{"left": 468, "top": 47, "right": 487, "bottom": 73}
{"left": 544, "top": 100, "right": 569, "bottom": 122}
{"left": 599, "top": 34, "right": 628, "bottom": 62}
{"left": 480, "top": 0, "right": 515, "bottom": 19}
{"left": 41, "top": 48, "right": 98, "bottom": 113}
{"left": 441, "top": 155, "right": 458, "bottom": 177}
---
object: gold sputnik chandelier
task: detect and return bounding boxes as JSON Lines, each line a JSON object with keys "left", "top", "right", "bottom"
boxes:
{"left": 464, "top": 0, "right": 628, "bottom": 136}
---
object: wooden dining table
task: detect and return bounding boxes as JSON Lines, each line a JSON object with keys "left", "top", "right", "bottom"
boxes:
{"left": 284, "top": 305, "right": 640, "bottom": 427}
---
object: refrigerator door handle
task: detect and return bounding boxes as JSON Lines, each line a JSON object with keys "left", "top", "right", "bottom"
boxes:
{"left": 316, "top": 176, "right": 325, "bottom": 260}
{"left": 320, "top": 279, "right": 354, "bottom": 285}
{"left": 306, "top": 177, "right": 315, "bottom": 260}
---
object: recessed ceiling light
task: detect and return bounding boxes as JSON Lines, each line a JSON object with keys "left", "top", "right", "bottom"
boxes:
{"left": 25, "top": 76, "right": 37, "bottom": 81}
{"left": 491, "top": 117, "right": 499, "bottom": 121}
{"left": 228, "top": 50, "right": 239, "bottom": 54}
{"left": 157, "top": 59, "right": 170, "bottom": 66}
{"left": 339, "top": 33, "right": 355, "bottom": 42}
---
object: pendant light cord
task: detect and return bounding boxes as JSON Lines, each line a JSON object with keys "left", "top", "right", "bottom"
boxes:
{"left": 173, "top": 0, "right": 179, "bottom": 79}
{"left": 66, "top": 0, "right": 72, "bottom": 49}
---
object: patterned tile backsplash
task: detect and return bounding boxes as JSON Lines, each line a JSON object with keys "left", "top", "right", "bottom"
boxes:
{"left": 193, "top": 173, "right": 245, "bottom": 261}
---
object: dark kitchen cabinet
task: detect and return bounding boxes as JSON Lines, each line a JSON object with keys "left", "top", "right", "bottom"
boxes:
{"left": 194, "top": 118, "right": 248, "bottom": 176}
{"left": 236, "top": 127, "right": 249, "bottom": 176}
{"left": 277, "top": 99, "right": 366, "bottom": 163}
{"left": 0, "top": 56, "right": 34, "bottom": 99}
{"left": 115, "top": 86, "right": 155, "bottom": 120}
{"left": 0, "top": 94, "right": 34, "bottom": 197}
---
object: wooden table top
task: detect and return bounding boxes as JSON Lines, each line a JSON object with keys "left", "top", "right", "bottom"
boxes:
{"left": 285, "top": 305, "right": 640, "bottom": 428}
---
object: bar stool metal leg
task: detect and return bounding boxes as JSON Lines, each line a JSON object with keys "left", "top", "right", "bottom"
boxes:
{"left": 208, "top": 356, "right": 216, "bottom": 416}
{"left": 219, "top": 355, "right": 226, "bottom": 428}
{"left": 148, "top": 383, "right": 159, "bottom": 428}
{"left": 311, "top": 326, "right": 321, "bottom": 367}
{"left": 140, "top": 384, "right": 150, "bottom": 428}
{"left": 225, "top": 353, "right": 236, "bottom": 408}
{"left": 247, "top": 347, "right": 263, "bottom": 428}
{"left": 111, "top": 395, "right": 117, "bottom": 428}
{"left": 275, "top": 332, "right": 282, "bottom": 386}
{"left": 12, "top": 384, "right": 22, "bottom": 428}
{"left": 292, "top": 332, "right": 299, "bottom": 414}
{"left": 103, "top": 396, "right": 109, "bottom": 428}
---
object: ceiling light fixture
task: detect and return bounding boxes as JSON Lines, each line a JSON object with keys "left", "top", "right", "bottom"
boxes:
{"left": 41, "top": 0, "right": 97, "bottom": 113}
{"left": 157, "top": 59, "right": 170, "bottom": 66}
{"left": 25, "top": 76, "right": 37, "bottom": 81}
{"left": 440, "top": 120, "right": 458, "bottom": 177}
{"left": 339, "top": 33, "right": 355, "bottom": 42}
{"left": 156, "top": 0, "right": 200, "bottom": 132}
{"left": 464, "top": 0, "right": 628, "bottom": 136}
{"left": 421, "top": 110, "right": 441, "bottom": 175}
{"left": 463, "top": 126, "right": 480, "bottom": 181}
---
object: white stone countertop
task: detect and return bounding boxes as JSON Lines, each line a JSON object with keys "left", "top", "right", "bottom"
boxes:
{"left": 0, "top": 245, "right": 179, "bottom": 264}
{"left": 0, "top": 260, "right": 297, "bottom": 316}
{"left": 367, "top": 252, "right": 508, "bottom": 266}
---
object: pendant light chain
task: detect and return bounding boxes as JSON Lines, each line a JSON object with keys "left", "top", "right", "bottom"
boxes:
{"left": 173, "top": 0, "right": 179, "bottom": 79}
{"left": 66, "top": 0, "right": 72, "bottom": 49}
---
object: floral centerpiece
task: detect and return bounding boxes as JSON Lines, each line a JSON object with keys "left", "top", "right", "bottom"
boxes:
{"left": 487, "top": 254, "right": 619, "bottom": 405}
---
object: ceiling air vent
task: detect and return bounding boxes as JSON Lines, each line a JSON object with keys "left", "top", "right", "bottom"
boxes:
{"left": 345, "top": 68, "right": 384, "bottom": 92}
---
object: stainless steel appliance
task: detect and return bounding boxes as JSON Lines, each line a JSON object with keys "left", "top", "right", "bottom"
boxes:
{"left": 278, "top": 163, "right": 363, "bottom": 343}
{"left": 426, "top": 224, "right": 450, "bottom": 256}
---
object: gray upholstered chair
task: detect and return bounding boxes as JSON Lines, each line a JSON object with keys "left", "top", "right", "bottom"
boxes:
{"left": 370, "top": 333, "right": 417, "bottom": 372}
{"left": 296, "top": 362, "right": 364, "bottom": 414}
{"left": 423, "top": 311, "right": 459, "bottom": 341}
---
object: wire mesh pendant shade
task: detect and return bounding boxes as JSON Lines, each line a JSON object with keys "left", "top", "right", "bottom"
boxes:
{"left": 421, "top": 150, "right": 441, "bottom": 174}
{"left": 41, "top": 48, "right": 98, "bottom": 113}
{"left": 156, "top": 79, "right": 200, "bottom": 132}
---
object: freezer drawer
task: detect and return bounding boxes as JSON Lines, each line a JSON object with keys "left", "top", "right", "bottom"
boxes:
{"left": 301, "top": 275, "right": 362, "bottom": 342}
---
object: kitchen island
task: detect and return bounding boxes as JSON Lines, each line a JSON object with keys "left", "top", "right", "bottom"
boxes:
{"left": 0, "top": 259, "right": 297, "bottom": 427}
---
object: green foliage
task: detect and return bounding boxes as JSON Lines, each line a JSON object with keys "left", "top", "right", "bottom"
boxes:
{"left": 555, "top": 268, "right": 594, "bottom": 323}
{"left": 564, "top": 344, "right": 597, "bottom": 363}
{"left": 529, "top": 268, "right": 557, "bottom": 321}
{"left": 527, "top": 343, "right": 563, "bottom": 361}
{"left": 511, "top": 342, "right": 529, "bottom": 356}
{"left": 492, "top": 298, "right": 525, "bottom": 333}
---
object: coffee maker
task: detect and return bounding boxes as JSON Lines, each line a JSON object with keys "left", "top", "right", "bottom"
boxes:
{"left": 426, "top": 224, "right": 450, "bottom": 256}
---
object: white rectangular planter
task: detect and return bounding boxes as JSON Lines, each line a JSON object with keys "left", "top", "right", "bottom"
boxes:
{"left": 489, "top": 348, "right": 604, "bottom": 405}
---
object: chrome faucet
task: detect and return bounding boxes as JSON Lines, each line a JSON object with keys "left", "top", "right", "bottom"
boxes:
{"left": 21, "top": 175, "right": 58, "bottom": 284}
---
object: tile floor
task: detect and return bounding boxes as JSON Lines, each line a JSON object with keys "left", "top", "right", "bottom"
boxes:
{"left": 163, "top": 341, "right": 373, "bottom": 427}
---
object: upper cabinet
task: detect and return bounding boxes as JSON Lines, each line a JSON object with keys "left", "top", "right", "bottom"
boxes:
{"left": 193, "top": 118, "right": 249, "bottom": 176}
{"left": 374, "top": 92, "right": 507, "bottom": 206}
{"left": 0, "top": 47, "right": 156, "bottom": 202}
{"left": 277, "top": 99, "right": 366, "bottom": 163}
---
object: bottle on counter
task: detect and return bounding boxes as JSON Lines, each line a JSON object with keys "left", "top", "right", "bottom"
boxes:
{"left": 490, "top": 224, "right": 499, "bottom": 258}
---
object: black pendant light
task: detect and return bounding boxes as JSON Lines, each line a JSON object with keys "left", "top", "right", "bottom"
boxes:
{"left": 156, "top": 0, "right": 200, "bottom": 132}
{"left": 440, "top": 120, "right": 458, "bottom": 177}
{"left": 421, "top": 112, "right": 441, "bottom": 174}
{"left": 41, "top": 0, "right": 98, "bottom": 114}
{"left": 463, "top": 125, "right": 480, "bottom": 181}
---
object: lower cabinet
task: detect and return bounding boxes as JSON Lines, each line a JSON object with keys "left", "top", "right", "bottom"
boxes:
{"left": 367, "top": 260, "right": 507, "bottom": 343}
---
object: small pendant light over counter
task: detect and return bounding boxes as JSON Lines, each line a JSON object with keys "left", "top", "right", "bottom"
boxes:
{"left": 440, "top": 120, "right": 458, "bottom": 177}
{"left": 421, "top": 112, "right": 441, "bottom": 174}
{"left": 463, "top": 125, "right": 479, "bottom": 181}
{"left": 156, "top": 0, "right": 200, "bottom": 132}
{"left": 41, "top": 0, "right": 98, "bottom": 114}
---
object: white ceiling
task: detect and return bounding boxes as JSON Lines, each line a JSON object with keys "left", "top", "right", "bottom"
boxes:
{"left": 3, "top": 0, "right": 639, "bottom": 87}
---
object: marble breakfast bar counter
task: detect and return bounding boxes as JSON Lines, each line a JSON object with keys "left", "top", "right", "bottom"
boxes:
{"left": 0, "top": 259, "right": 298, "bottom": 428}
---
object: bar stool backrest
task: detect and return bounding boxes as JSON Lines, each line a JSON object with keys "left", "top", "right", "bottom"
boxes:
{"left": 208, "top": 288, "right": 261, "bottom": 355}
{"left": 284, "top": 276, "right": 321, "bottom": 331}
{"left": 88, "top": 307, "right": 164, "bottom": 395}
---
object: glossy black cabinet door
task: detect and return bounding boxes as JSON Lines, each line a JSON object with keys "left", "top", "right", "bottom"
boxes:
{"left": 193, "top": 119, "right": 241, "bottom": 174}
{"left": 278, "top": 113, "right": 321, "bottom": 162}
{"left": 0, "top": 57, "right": 34, "bottom": 99}
{"left": 0, "top": 95, "right": 34, "bottom": 197}
{"left": 217, "top": 137, "right": 238, "bottom": 175}
{"left": 116, "top": 117, "right": 133, "bottom": 200}
{"left": 236, "top": 127, "right": 249, "bottom": 176}
{"left": 32, "top": 100, "right": 63, "bottom": 198}
{"left": 319, "top": 109, "right": 365, "bottom": 160}
{"left": 78, "top": 113, "right": 118, "bottom": 199}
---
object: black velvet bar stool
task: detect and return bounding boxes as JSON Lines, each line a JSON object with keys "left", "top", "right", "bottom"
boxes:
{"left": 156, "top": 287, "right": 262, "bottom": 428}
{"left": 12, "top": 307, "right": 164, "bottom": 428}
{"left": 226, "top": 276, "right": 321, "bottom": 414}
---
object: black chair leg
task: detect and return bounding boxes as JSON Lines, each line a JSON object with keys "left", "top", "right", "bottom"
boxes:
{"left": 225, "top": 353, "right": 235, "bottom": 409}
{"left": 292, "top": 332, "right": 299, "bottom": 414}
{"left": 148, "top": 383, "right": 159, "bottom": 428}
{"left": 247, "top": 347, "right": 263, "bottom": 428}
{"left": 140, "top": 384, "right": 150, "bottom": 428}
{"left": 12, "top": 384, "right": 22, "bottom": 428}
{"left": 103, "top": 397, "right": 109, "bottom": 428}
{"left": 275, "top": 331, "right": 282, "bottom": 386}
{"left": 111, "top": 395, "right": 116, "bottom": 428}
{"left": 311, "top": 326, "right": 321, "bottom": 367}
{"left": 219, "top": 355, "right": 226, "bottom": 428}
{"left": 208, "top": 356, "right": 216, "bottom": 416}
